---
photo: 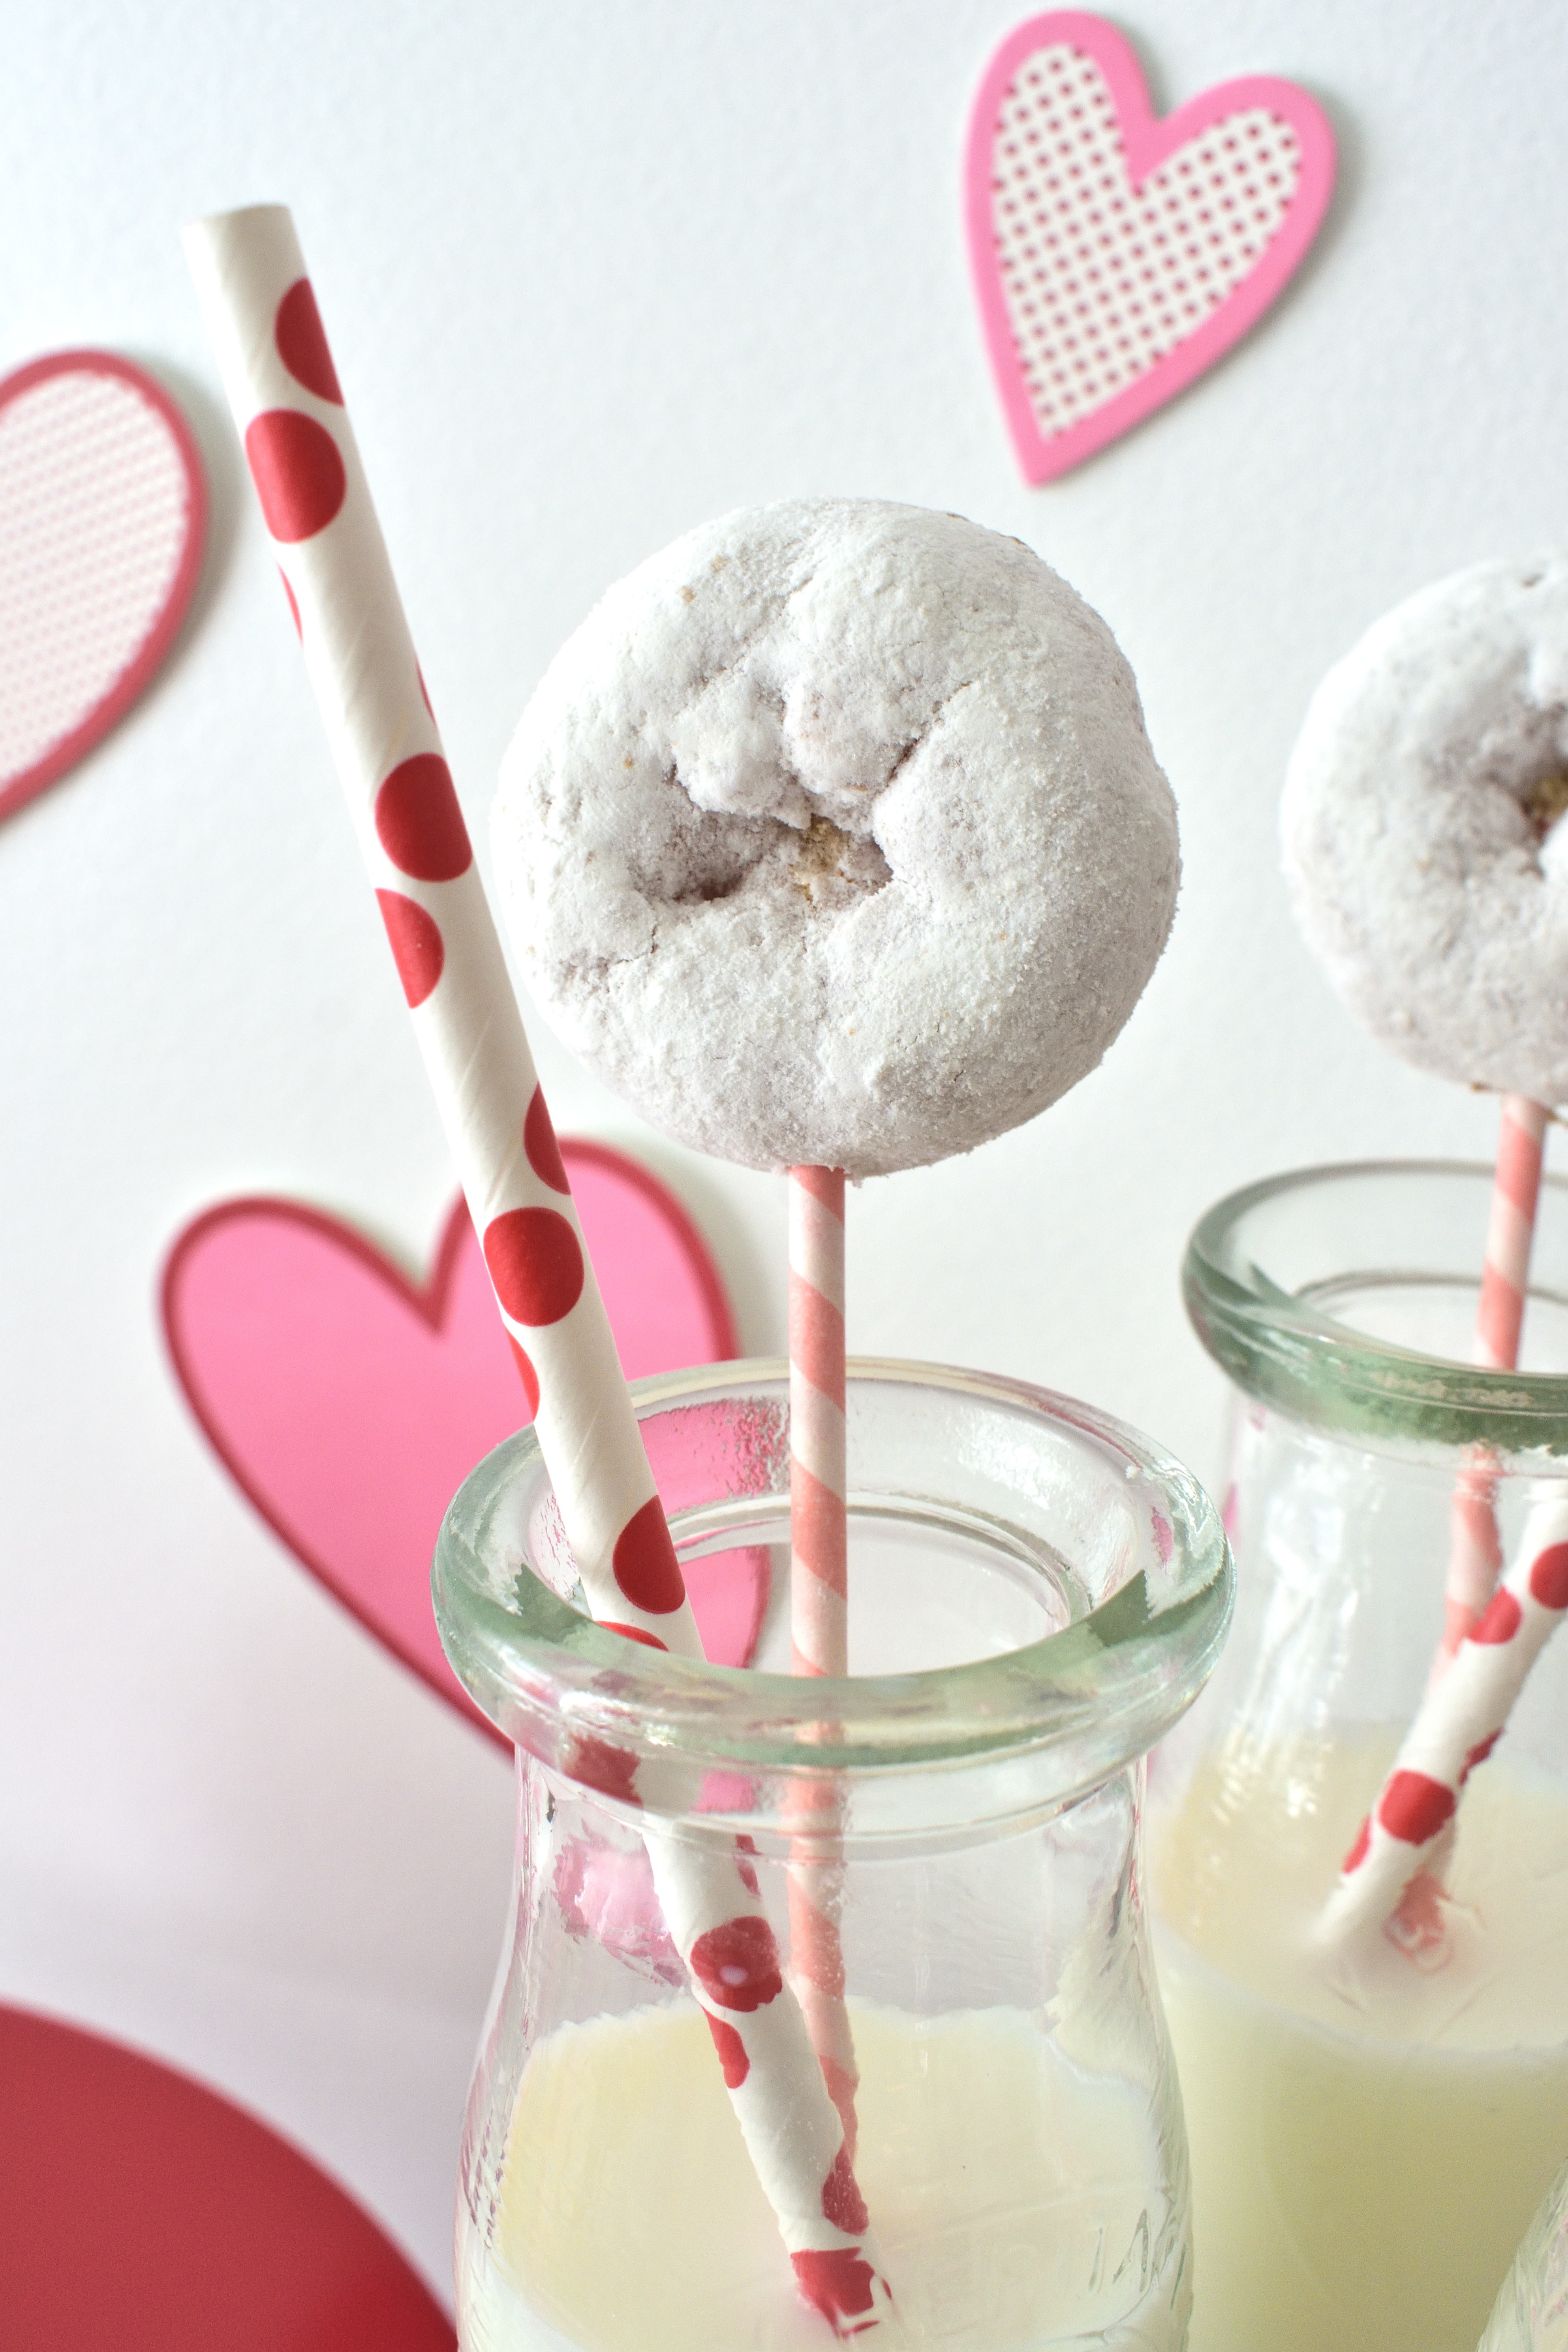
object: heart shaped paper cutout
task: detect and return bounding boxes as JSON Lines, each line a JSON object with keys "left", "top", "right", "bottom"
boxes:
{"left": 163, "top": 1144, "right": 764, "bottom": 1748}
{"left": 0, "top": 351, "right": 207, "bottom": 822}
{"left": 0, "top": 2002, "right": 453, "bottom": 2349}
{"left": 966, "top": 12, "right": 1335, "bottom": 482}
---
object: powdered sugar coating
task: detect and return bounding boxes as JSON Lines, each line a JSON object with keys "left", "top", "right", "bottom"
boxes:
{"left": 493, "top": 499, "right": 1179, "bottom": 1176}
{"left": 1283, "top": 554, "right": 1568, "bottom": 1104}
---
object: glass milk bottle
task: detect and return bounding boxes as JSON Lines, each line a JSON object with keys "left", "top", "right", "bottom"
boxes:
{"left": 1152, "top": 1162, "right": 1568, "bottom": 2352}
{"left": 434, "top": 1359, "right": 1232, "bottom": 2352}
{"left": 1480, "top": 2157, "right": 1568, "bottom": 2350}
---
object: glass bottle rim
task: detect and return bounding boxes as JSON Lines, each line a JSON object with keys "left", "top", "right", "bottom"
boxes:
{"left": 1184, "top": 1158, "right": 1568, "bottom": 1457}
{"left": 432, "top": 1355, "right": 1232, "bottom": 1797}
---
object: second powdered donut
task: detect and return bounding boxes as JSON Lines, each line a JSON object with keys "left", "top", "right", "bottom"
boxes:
{"left": 494, "top": 499, "right": 1179, "bottom": 1176}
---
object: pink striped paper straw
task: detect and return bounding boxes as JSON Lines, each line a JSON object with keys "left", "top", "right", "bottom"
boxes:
{"left": 184, "top": 205, "right": 888, "bottom": 2337}
{"left": 1318, "top": 1487, "right": 1568, "bottom": 1956}
{"left": 1438, "top": 1096, "right": 1549, "bottom": 1658}
{"left": 787, "top": 1167, "right": 860, "bottom": 2153}
{"left": 790, "top": 1168, "right": 849, "bottom": 1679}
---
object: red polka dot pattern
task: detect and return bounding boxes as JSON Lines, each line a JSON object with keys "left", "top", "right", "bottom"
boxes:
{"left": 524, "top": 1087, "right": 571, "bottom": 1195}
{"left": 734, "top": 1834, "right": 760, "bottom": 1899}
{"left": 373, "top": 753, "right": 472, "bottom": 883}
{"left": 1378, "top": 1770, "right": 1456, "bottom": 1847}
{"left": 274, "top": 279, "right": 344, "bottom": 404}
{"left": 279, "top": 568, "right": 300, "bottom": 636}
{"left": 244, "top": 410, "right": 346, "bottom": 542}
{"left": 1341, "top": 1816, "right": 1371, "bottom": 1875}
{"left": 821, "top": 2144, "right": 869, "bottom": 2236}
{"left": 1473, "top": 1589, "right": 1523, "bottom": 1645}
{"left": 1531, "top": 1541, "right": 1568, "bottom": 1611}
{"left": 375, "top": 889, "right": 443, "bottom": 1007}
{"left": 612, "top": 1494, "right": 687, "bottom": 1615}
{"left": 790, "top": 2251, "right": 879, "bottom": 2331}
{"left": 703, "top": 2012, "right": 750, "bottom": 2089}
{"left": 506, "top": 1335, "right": 540, "bottom": 1417}
{"left": 1463, "top": 1729, "right": 1501, "bottom": 1780}
{"left": 567, "top": 1733, "right": 641, "bottom": 1808}
{"left": 483, "top": 1207, "right": 584, "bottom": 1327}
{"left": 601, "top": 1620, "right": 669, "bottom": 1651}
{"left": 687, "top": 1915, "right": 783, "bottom": 2013}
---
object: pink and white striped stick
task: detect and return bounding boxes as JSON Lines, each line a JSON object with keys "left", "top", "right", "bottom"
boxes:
{"left": 1438, "top": 1095, "right": 1549, "bottom": 1659}
{"left": 790, "top": 1168, "right": 849, "bottom": 1679}
{"left": 787, "top": 1167, "right": 860, "bottom": 2153}
{"left": 1318, "top": 1488, "right": 1568, "bottom": 1956}
{"left": 185, "top": 206, "right": 888, "bottom": 2338}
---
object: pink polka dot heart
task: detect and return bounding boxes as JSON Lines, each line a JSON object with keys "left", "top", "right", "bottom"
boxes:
{"left": 0, "top": 351, "right": 206, "bottom": 824}
{"left": 966, "top": 11, "right": 1335, "bottom": 482}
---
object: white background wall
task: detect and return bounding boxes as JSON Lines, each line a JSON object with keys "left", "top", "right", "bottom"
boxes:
{"left": 4, "top": 0, "right": 1565, "bottom": 2301}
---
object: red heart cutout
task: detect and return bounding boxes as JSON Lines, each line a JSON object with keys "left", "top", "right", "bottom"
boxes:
{"left": 0, "top": 2002, "right": 453, "bottom": 2350}
{"left": 0, "top": 351, "right": 206, "bottom": 820}
{"left": 966, "top": 13, "right": 1335, "bottom": 482}
{"left": 162, "top": 1145, "right": 765, "bottom": 1746}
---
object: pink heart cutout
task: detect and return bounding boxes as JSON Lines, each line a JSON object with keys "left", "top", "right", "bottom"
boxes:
{"left": 966, "top": 11, "right": 1335, "bottom": 482}
{"left": 0, "top": 351, "right": 206, "bottom": 821}
{"left": 162, "top": 1145, "right": 766, "bottom": 1747}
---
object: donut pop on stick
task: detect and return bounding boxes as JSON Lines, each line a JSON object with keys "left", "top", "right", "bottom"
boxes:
{"left": 184, "top": 205, "right": 890, "bottom": 2340}
{"left": 1282, "top": 553, "right": 1568, "bottom": 1954}
{"left": 493, "top": 492, "right": 1182, "bottom": 2143}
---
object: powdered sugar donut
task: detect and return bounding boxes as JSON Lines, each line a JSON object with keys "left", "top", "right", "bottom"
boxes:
{"left": 493, "top": 499, "right": 1178, "bottom": 1177}
{"left": 1283, "top": 554, "right": 1568, "bottom": 1104}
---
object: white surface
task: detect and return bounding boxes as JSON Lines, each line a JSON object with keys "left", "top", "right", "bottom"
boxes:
{"left": 2, "top": 0, "right": 1565, "bottom": 2305}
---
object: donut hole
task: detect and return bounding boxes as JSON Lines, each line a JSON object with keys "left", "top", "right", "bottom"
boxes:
{"left": 787, "top": 813, "right": 893, "bottom": 907}
{"left": 1521, "top": 766, "right": 1568, "bottom": 844}
{"left": 633, "top": 767, "right": 780, "bottom": 909}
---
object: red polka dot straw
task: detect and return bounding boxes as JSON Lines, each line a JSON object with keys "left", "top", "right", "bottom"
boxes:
{"left": 184, "top": 203, "right": 693, "bottom": 1659}
{"left": 1318, "top": 1489, "right": 1568, "bottom": 1960}
{"left": 182, "top": 205, "right": 888, "bottom": 2333}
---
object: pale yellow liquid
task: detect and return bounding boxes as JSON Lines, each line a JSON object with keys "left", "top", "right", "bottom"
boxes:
{"left": 1153, "top": 1739, "right": 1568, "bottom": 2352}
{"left": 457, "top": 2003, "right": 1188, "bottom": 2350}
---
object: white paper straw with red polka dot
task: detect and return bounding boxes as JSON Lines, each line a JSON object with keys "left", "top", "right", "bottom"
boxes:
{"left": 786, "top": 1168, "right": 861, "bottom": 2153}
{"left": 648, "top": 1825, "right": 889, "bottom": 2332}
{"left": 184, "top": 204, "right": 888, "bottom": 2337}
{"left": 1318, "top": 1486, "right": 1568, "bottom": 1958}
{"left": 184, "top": 204, "right": 692, "bottom": 1656}
{"left": 1436, "top": 1096, "right": 1550, "bottom": 1661}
